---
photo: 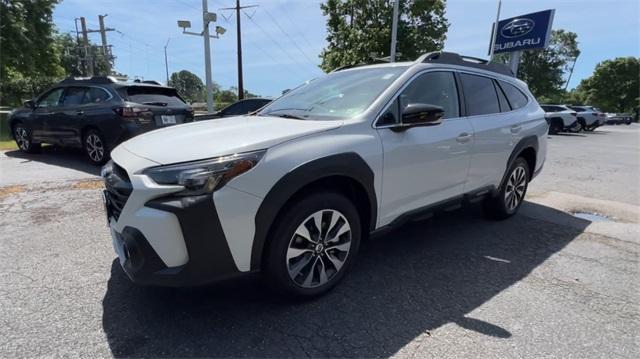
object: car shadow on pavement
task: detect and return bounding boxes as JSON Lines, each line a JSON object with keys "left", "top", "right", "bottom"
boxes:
{"left": 3, "top": 147, "right": 100, "bottom": 176}
{"left": 553, "top": 133, "right": 587, "bottom": 137}
{"left": 102, "top": 202, "right": 589, "bottom": 358}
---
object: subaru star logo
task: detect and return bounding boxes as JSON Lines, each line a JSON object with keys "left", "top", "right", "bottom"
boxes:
{"left": 501, "top": 18, "right": 535, "bottom": 38}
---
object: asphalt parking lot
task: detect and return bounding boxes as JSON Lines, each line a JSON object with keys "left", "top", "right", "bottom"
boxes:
{"left": 1, "top": 125, "right": 638, "bottom": 358}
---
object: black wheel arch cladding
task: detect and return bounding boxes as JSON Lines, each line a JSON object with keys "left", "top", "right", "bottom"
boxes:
{"left": 501, "top": 135, "right": 538, "bottom": 188}
{"left": 250, "top": 152, "right": 377, "bottom": 271}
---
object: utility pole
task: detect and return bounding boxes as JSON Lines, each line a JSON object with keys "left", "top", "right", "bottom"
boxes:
{"left": 97, "top": 14, "right": 115, "bottom": 74}
{"left": 79, "top": 17, "right": 93, "bottom": 76}
{"left": 164, "top": 38, "right": 171, "bottom": 85}
{"left": 390, "top": 0, "right": 399, "bottom": 62}
{"left": 221, "top": 1, "right": 258, "bottom": 100}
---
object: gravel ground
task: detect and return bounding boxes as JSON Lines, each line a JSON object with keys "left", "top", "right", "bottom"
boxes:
{"left": 0, "top": 125, "right": 638, "bottom": 358}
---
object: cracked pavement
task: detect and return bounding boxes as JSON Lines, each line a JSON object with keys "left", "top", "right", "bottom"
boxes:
{"left": 1, "top": 125, "right": 639, "bottom": 358}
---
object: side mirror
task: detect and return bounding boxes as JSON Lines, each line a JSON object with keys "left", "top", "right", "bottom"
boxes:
{"left": 24, "top": 100, "right": 35, "bottom": 109}
{"left": 401, "top": 103, "right": 444, "bottom": 127}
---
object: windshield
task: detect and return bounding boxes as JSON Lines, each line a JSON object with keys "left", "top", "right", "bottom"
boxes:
{"left": 259, "top": 66, "right": 408, "bottom": 120}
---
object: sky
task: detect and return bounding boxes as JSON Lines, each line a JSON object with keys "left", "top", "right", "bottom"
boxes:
{"left": 53, "top": 0, "right": 640, "bottom": 98}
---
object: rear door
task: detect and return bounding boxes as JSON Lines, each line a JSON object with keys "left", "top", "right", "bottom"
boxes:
{"left": 48, "top": 86, "right": 87, "bottom": 146}
{"left": 121, "top": 86, "right": 192, "bottom": 128}
{"left": 377, "top": 71, "right": 474, "bottom": 226}
{"left": 460, "top": 73, "right": 518, "bottom": 192}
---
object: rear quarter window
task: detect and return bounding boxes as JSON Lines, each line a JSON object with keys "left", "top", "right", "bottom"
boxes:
{"left": 122, "top": 86, "right": 186, "bottom": 107}
{"left": 498, "top": 81, "right": 529, "bottom": 110}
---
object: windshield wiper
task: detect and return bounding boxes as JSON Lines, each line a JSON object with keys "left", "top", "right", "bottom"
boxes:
{"left": 142, "top": 101, "right": 168, "bottom": 107}
{"left": 265, "top": 113, "right": 306, "bottom": 120}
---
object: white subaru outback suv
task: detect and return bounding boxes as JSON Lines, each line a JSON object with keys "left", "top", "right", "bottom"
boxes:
{"left": 102, "top": 52, "right": 547, "bottom": 297}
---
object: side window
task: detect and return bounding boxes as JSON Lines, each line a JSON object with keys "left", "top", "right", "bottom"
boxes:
{"left": 399, "top": 72, "right": 460, "bottom": 119}
{"left": 498, "top": 81, "right": 528, "bottom": 110}
{"left": 36, "top": 88, "right": 64, "bottom": 108}
{"left": 83, "top": 87, "right": 111, "bottom": 104}
{"left": 378, "top": 97, "right": 400, "bottom": 126}
{"left": 62, "top": 87, "right": 87, "bottom": 106}
{"left": 459, "top": 73, "right": 500, "bottom": 116}
{"left": 494, "top": 80, "right": 511, "bottom": 112}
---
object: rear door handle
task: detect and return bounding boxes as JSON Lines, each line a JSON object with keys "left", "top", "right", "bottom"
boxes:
{"left": 510, "top": 125, "right": 522, "bottom": 134}
{"left": 76, "top": 110, "right": 84, "bottom": 116}
{"left": 456, "top": 132, "right": 473, "bottom": 143}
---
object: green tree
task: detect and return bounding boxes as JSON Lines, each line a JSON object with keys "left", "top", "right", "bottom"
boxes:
{"left": 319, "top": 0, "right": 448, "bottom": 72}
{"left": 578, "top": 57, "right": 639, "bottom": 112}
{"left": 0, "top": 0, "right": 64, "bottom": 105}
{"left": 495, "top": 30, "right": 580, "bottom": 99}
{"left": 168, "top": 70, "right": 206, "bottom": 104}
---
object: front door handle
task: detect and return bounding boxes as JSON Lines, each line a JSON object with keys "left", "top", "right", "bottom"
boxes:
{"left": 456, "top": 132, "right": 473, "bottom": 143}
{"left": 510, "top": 125, "right": 522, "bottom": 134}
{"left": 76, "top": 110, "right": 84, "bottom": 116}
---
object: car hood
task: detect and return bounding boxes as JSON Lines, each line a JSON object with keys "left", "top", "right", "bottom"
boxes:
{"left": 119, "top": 115, "right": 343, "bottom": 165}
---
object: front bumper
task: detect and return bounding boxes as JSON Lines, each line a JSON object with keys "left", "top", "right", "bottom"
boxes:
{"left": 107, "top": 195, "right": 245, "bottom": 286}
{"left": 103, "top": 159, "right": 249, "bottom": 287}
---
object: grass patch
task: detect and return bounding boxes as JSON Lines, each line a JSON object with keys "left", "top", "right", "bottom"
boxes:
{"left": 0, "top": 139, "right": 16, "bottom": 151}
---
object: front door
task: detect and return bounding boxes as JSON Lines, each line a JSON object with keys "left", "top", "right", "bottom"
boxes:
{"left": 33, "top": 87, "right": 65, "bottom": 141}
{"left": 377, "top": 71, "right": 474, "bottom": 226}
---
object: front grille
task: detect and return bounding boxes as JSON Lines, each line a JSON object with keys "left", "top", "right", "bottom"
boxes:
{"left": 104, "top": 161, "right": 132, "bottom": 221}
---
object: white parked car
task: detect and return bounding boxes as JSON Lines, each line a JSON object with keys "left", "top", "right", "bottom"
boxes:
{"left": 102, "top": 52, "right": 547, "bottom": 297}
{"left": 540, "top": 104, "right": 580, "bottom": 133}
{"left": 605, "top": 113, "right": 633, "bottom": 125}
{"left": 567, "top": 105, "right": 605, "bottom": 131}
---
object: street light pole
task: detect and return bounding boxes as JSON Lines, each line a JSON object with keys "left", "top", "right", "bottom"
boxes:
{"left": 489, "top": 0, "right": 502, "bottom": 61}
{"left": 390, "top": 0, "right": 400, "bottom": 62}
{"left": 202, "top": 0, "right": 214, "bottom": 113}
{"left": 164, "top": 37, "right": 170, "bottom": 85}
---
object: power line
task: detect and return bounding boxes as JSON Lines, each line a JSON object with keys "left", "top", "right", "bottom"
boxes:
{"left": 261, "top": 7, "right": 317, "bottom": 65}
{"left": 243, "top": 11, "right": 318, "bottom": 76}
{"left": 281, "top": 9, "right": 317, "bottom": 51}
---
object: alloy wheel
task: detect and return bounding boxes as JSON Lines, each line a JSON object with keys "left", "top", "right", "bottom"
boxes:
{"left": 15, "top": 127, "right": 30, "bottom": 151}
{"left": 286, "top": 209, "right": 352, "bottom": 288}
{"left": 504, "top": 166, "right": 526, "bottom": 212}
{"left": 86, "top": 133, "right": 104, "bottom": 162}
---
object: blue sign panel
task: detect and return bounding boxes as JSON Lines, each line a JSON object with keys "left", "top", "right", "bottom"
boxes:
{"left": 492, "top": 9, "right": 555, "bottom": 54}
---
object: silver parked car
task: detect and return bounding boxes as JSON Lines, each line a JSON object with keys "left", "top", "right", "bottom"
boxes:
{"left": 541, "top": 104, "right": 580, "bottom": 133}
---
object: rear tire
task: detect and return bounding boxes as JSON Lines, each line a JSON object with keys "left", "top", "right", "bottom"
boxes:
{"left": 13, "top": 123, "right": 41, "bottom": 153}
{"left": 83, "top": 129, "right": 108, "bottom": 165}
{"left": 264, "top": 191, "right": 361, "bottom": 298}
{"left": 484, "top": 157, "right": 530, "bottom": 220}
{"left": 549, "top": 120, "right": 562, "bottom": 135}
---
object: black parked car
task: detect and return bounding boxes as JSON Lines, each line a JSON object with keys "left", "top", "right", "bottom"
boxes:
{"left": 197, "top": 98, "right": 271, "bottom": 120}
{"left": 9, "top": 76, "right": 194, "bottom": 165}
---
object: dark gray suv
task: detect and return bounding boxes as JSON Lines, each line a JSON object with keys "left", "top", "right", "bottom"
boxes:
{"left": 9, "top": 76, "right": 194, "bottom": 165}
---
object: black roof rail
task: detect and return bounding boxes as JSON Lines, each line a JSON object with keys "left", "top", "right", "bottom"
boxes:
{"left": 417, "top": 51, "right": 514, "bottom": 77}
{"left": 59, "top": 76, "right": 119, "bottom": 84}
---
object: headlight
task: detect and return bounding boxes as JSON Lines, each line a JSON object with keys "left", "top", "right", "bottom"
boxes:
{"left": 143, "top": 150, "right": 266, "bottom": 196}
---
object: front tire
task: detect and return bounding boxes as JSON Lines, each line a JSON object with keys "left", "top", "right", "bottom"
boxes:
{"left": 264, "top": 191, "right": 361, "bottom": 298}
{"left": 13, "top": 124, "right": 41, "bottom": 153}
{"left": 84, "top": 129, "right": 108, "bottom": 165}
{"left": 484, "top": 157, "right": 530, "bottom": 220}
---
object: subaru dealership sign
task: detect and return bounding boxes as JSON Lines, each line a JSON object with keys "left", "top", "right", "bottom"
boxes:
{"left": 492, "top": 9, "right": 555, "bottom": 54}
